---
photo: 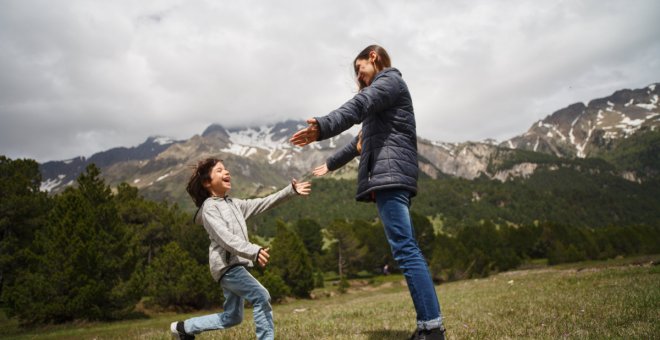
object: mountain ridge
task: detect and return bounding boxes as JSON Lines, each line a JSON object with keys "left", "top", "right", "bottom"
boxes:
{"left": 38, "top": 83, "right": 660, "bottom": 207}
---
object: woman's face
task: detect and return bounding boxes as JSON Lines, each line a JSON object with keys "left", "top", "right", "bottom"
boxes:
{"left": 355, "top": 57, "right": 377, "bottom": 87}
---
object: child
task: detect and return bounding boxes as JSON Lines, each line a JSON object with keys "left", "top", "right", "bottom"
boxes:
{"left": 170, "top": 158, "right": 311, "bottom": 340}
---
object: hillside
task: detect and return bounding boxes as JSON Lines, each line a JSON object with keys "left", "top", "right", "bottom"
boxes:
{"left": 248, "top": 156, "right": 660, "bottom": 237}
{"left": 36, "top": 83, "right": 660, "bottom": 215}
{"left": 503, "top": 83, "right": 659, "bottom": 160}
{"left": 2, "top": 256, "right": 658, "bottom": 339}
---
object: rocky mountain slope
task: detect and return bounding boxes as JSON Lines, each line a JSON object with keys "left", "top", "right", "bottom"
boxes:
{"left": 38, "top": 83, "right": 659, "bottom": 206}
{"left": 502, "top": 83, "right": 659, "bottom": 158}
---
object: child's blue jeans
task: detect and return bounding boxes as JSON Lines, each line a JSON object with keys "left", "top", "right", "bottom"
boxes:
{"left": 184, "top": 266, "right": 274, "bottom": 340}
{"left": 375, "top": 189, "right": 444, "bottom": 331}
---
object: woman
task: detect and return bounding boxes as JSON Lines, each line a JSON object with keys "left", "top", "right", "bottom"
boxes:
{"left": 290, "top": 45, "right": 445, "bottom": 340}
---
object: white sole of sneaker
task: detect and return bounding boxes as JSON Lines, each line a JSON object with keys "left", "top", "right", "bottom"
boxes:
{"left": 170, "top": 322, "right": 180, "bottom": 339}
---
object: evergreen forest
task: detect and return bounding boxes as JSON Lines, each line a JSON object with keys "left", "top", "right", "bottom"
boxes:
{"left": 1, "top": 151, "right": 659, "bottom": 327}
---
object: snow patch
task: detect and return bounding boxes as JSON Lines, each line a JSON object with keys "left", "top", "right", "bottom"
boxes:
{"left": 221, "top": 144, "right": 258, "bottom": 157}
{"left": 153, "top": 136, "right": 174, "bottom": 145}
{"left": 603, "top": 131, "right": 619, "bottom": 139}
{"left": 636, "top": 95, "right": 658, "bottom": 110}
{"left": 568, "top": 114, "right": 581, "bottom": 146}
{"left": 228, "top": 125, "right": 288, "bottom": 150}
{"left": 617, "top": 116, "right": 647, "bottom": 136}
{"left": 575, "top": 118, "right": 595, "bottom": 158}
{"left": 156, "top": 173, "right": 170, "bottom": 182}
{"left": 625, "top": 99, "right": 634, "bottom": 107}
{"left": 636, "top": 103, "right": 657, "bottom": 110}
{"left": 431, "top": 141, "right": 456, "bottom": 152}
{"left": 40, "top": 174, "right": 66, "bottom": 192}
{"left": 649, "top": 84, "right": 656, "bottom": 91}
{"left": 268, "top": 149, "right": 287, "bottom": 164}
{"left": 597, "top": 110, "right": 604, "bottom": 121}
{"left": 133, "top": 178, "right": 141, "bottom": 184}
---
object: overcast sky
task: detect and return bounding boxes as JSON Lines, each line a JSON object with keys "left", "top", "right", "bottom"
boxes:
{"left": 1, "top": 0, "right": 659, "bottom": 162}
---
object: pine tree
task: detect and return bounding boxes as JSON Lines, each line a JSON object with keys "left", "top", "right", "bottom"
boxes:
{"left": 145, "top": 242, "right": 219, "bottom": 309}
{"left": 294, "top": 218, "right": 323, "bottom": 257}
{"left": 0, "top": 157, "right": 50, "bottom": 307}
{"left": 5, "top": 164, "right": 138, "bottom": 325}
{"left": 270, "top": 221, "right": 314, "bottom": 298}
{"left": 325, "top": 220, "right": 367, "bottom": 278}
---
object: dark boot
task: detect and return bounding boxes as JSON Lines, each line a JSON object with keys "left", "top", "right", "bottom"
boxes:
{"left": 410, "top": 327, "right": 445, "bottom": 340}
{"left": 170, "top": 321, "right": 195, "bottom": 340}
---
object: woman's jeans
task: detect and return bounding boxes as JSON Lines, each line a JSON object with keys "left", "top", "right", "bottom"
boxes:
{"left": 375, "top": 189, "right": 444, "bottom": 331}
{"left": 184, "top": 266, "right": 274, "bottom": 340}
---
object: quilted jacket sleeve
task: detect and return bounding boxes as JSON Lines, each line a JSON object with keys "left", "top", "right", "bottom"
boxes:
{"left": 315, "top": 70, "right": 401, "bottom": 140}
{"left": 327, "top": 134, "right": 359, "bottom": 171}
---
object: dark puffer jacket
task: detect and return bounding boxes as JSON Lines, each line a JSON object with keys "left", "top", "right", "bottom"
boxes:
{"left": 315, "top": 67, "right": 418, "bottom": 202}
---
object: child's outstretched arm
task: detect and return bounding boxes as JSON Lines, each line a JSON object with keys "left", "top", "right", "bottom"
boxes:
{"left": 235, "top": 180, "right": 311, "bottom": 220}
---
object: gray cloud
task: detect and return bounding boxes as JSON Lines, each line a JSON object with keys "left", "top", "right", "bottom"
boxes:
{"left": 1, "top": 0, "right": 659, "bottom": 162}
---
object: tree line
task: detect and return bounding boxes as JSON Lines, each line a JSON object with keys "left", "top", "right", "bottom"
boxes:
{"left": 1, "top": 156, "right": 658, "bottom": 327}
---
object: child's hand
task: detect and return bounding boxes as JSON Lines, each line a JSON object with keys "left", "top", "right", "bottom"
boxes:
{"left": 257, "top": 248, "right": 270, "bottom": 267}
{"left": 292, "top": 179, "right": 312, "bottom": 196}
{"left": 313, "top": 164, "right": 329, "bottom": 177}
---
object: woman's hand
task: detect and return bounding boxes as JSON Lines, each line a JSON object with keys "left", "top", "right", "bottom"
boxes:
{"left": 312, "top": 164, "right": 329, "bottom": 177}
{"left": 257, "top": 248, "right": 270, "bottom": 267}
{"left": 292, "top": 179, "right": 312, "bottom": 195}
{"left": 290, "top": 118, "right": 319, "bottom": 147}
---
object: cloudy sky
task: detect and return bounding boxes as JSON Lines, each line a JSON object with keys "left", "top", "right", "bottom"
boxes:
{"left": 1, "top": 0, "right": 659, "bottom": 162}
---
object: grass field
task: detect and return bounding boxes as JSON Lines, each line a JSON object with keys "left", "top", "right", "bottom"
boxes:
{"left": 1, "top": 255, "right": 658, "bottom": 339}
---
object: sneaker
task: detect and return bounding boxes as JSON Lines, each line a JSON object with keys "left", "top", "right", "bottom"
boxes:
{"left": 170, "top": 321, "right": 195, "bottom": 340}
{"left": 409, "top": 327, "right": 445, "bottom": 340}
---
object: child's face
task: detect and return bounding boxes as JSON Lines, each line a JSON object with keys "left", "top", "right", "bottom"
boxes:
{"left": 204, "top": 162, "right": 231, "bottom": 197}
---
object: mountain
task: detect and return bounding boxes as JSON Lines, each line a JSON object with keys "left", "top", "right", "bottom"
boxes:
{"left": 415, "top": 83, "right": 660, "bottom": 182}
{"left": 502, "top": 83, "right": 659, "bottom": 158}
{"left": 39, "top": 120, "right": 360, "bottom": 207}
{"left": 40, "top": 136, "right": 179, "bottom": 192}
{"left": 37, "top": 83, "right": 660, "bottom": 209}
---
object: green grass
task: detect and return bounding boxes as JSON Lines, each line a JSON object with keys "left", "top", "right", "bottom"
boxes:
{"left": 2, "top": 255, "right": 659, "bottom": 339}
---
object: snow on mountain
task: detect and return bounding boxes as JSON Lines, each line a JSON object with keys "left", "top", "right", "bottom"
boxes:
{"left": 227, "top": 125, "right": 292, "bottom": 152}
{"left": 40, "top": 174, "right": 66, "bottom": 192}
{"left": 37, "top": 83, "right": 659, "bottom": 197}
{"left": 502, "top": 83, "right": 660, "bottom": 158}
{"left": 153, "top": 136, "right": 175, "bottom": 145}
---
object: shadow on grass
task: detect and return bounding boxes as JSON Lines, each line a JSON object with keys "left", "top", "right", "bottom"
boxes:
{"left": 365, "top": 329, "right": 411, "bottom": 339}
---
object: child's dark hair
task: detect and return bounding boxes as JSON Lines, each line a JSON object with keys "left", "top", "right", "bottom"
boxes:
{"left": 187, "top": 158, "right": 222, "bottom": 207}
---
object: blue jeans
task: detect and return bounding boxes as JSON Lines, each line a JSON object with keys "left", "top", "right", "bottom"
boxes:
{"left": 376, "top": 189, "right": 444, "bottom": 331}
{"left": 184, "top": 266, "right": 274, "bottom": 340}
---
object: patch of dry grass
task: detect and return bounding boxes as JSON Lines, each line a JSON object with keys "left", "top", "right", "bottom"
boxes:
{"left": 2, "top": 256, "right": 658, "bottom": 339}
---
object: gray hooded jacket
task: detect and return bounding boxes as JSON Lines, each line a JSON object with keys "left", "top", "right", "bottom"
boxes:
{"left": 195, "top": 184, "right": 297, "bottom": 281}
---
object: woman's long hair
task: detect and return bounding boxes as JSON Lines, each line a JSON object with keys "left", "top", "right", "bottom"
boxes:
{"left": 186, "top": 158, "right": 222, "bottom": 208}
{"left": 354, "top": 45, "right": 392, "bottom": 90}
